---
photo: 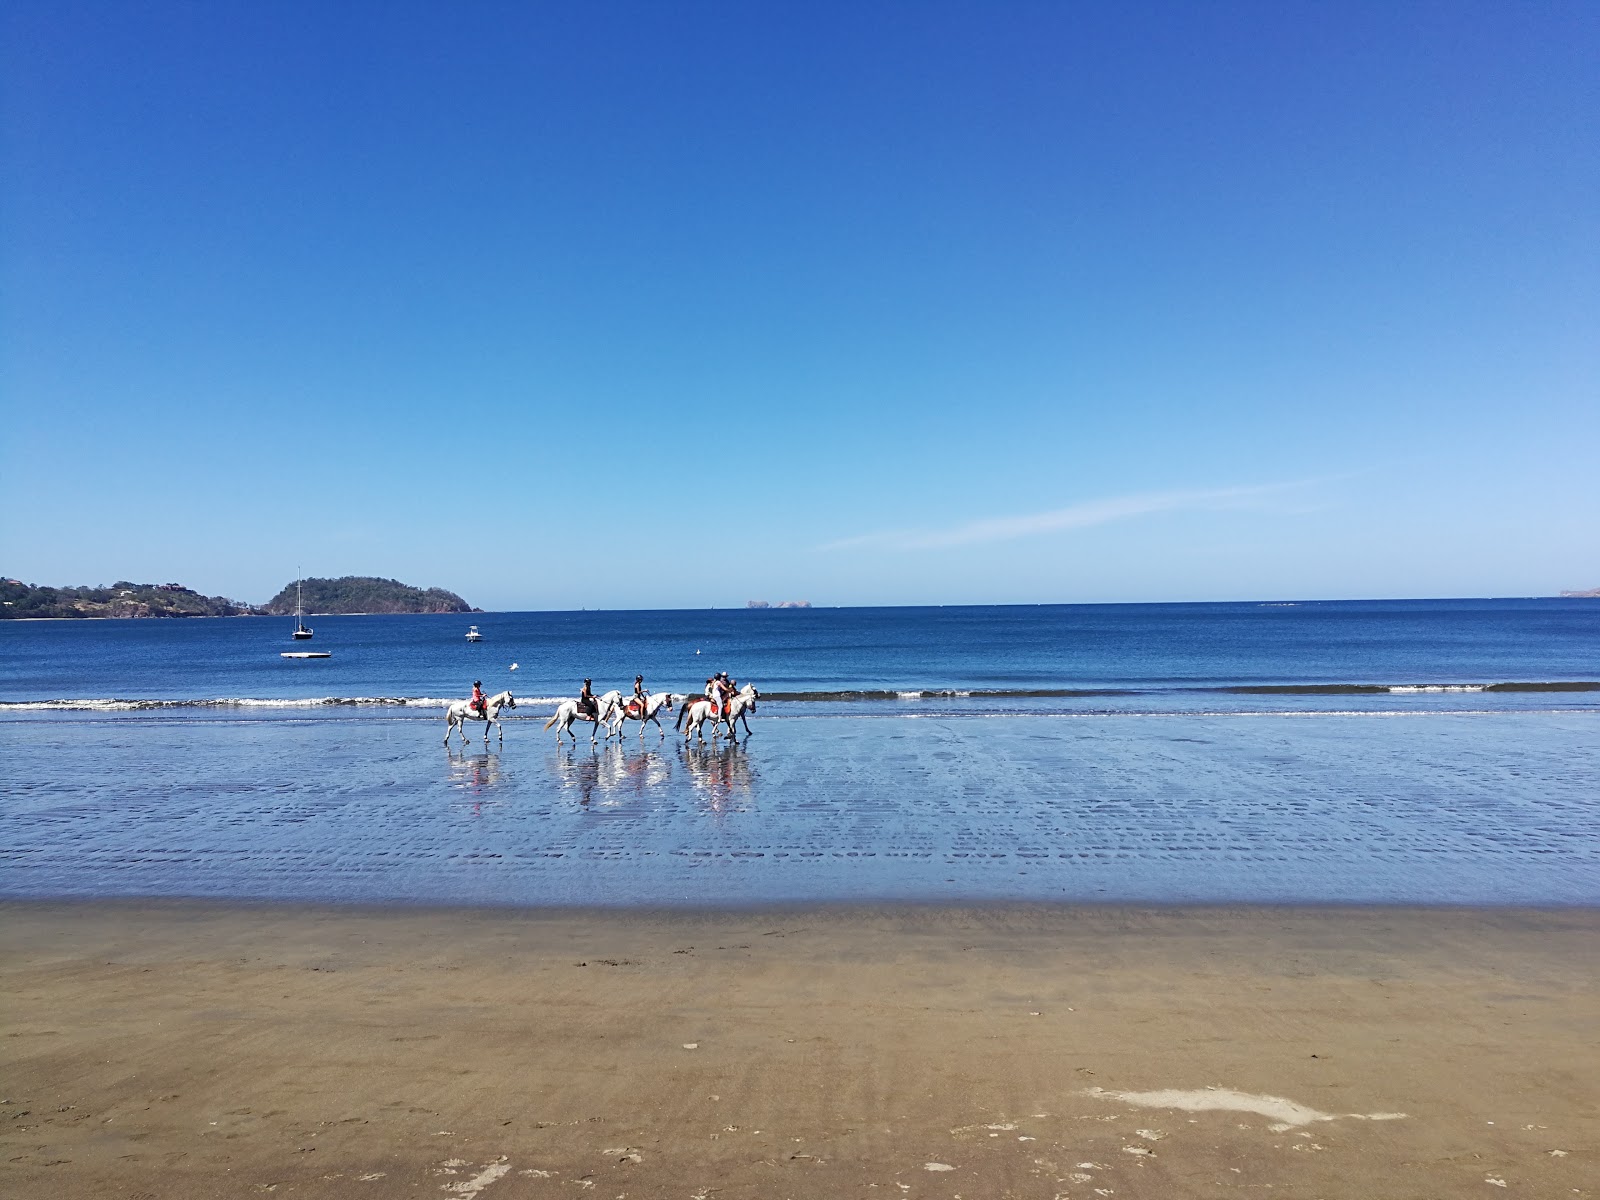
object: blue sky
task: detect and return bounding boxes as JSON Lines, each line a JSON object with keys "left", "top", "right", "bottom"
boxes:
{"left": 3, "top": 1, "right": 1595, "bottom": 610}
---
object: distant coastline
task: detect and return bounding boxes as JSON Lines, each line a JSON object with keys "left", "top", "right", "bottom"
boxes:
{"left": 1, "top": 575, "right": 475, "bottom": 619}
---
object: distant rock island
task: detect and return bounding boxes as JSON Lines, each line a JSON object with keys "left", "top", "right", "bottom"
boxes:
{"left": 1560, "top": 587, "right": 1600, "bottom": 598}
{"left": 263, "top": 576, "right": 474, "bottom": 615}
{"left": 1, "top": 574, "right": 475, "bottom": 618}
{"left": 746, "top": 600, "right": 813, "bottom": 609}
{"left": 1, "top": 577, "right": 254, "bottom": 619}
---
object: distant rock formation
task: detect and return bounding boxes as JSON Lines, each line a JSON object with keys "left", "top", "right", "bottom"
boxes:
{"left": 746, "top": 600, "right": 770, "bottom": 608}
{"left": 0, "top": 577, "right": 256, "bottom": 619}
{"left": 263, "top": 576, "right": 473, "bottom": 615}
{"left": 747, "top": 599, "right": 813, "bottom": 609}
{"left": 1560, "top": 587, "right": 1600, "bottom": 598}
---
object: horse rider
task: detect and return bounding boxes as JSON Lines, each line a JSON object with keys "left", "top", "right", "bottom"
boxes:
{"left": 578, "top": 678, "right": 597, "bottom": 719}
{"left": 712, "top": 672, "right": 733, "bottom": 710}
{"left": 470, "top": 680, "right": 486, "bottom": 718}
{"left": 632, "top": 674, "right": 647, "bottom": 716}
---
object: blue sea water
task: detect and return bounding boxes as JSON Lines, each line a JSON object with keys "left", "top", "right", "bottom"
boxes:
{"left": 2, "top": 599, "right": 1597, "bottom": 906}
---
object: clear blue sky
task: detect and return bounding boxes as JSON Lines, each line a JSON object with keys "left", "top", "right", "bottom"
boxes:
{"left": 3, "top": 1, "right": 1595, "bottom": 609}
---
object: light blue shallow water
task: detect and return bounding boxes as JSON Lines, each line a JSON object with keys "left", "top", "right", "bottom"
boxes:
{"left": 2, "top": 600, "right": 1597, "bottom": 906}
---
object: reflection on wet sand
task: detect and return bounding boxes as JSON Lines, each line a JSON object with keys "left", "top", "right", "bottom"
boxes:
{"left": 6, "top": 713, "right": 1598, "bottom": 907}
{"left": 550, "top": 744, "right": 602, "bottom": 806}
{"left": 603, "top": 746, "right": 672, "bottom": 794}
{"left": 546, "top": 742, "right": 752, "bottom": 812}
{"left": 549, "top": 744, "right": 674, "bottom": 807}
{"left": 680, "top": 741, "right": 757, "bottom": 813}
{"left": 444, "top": 749, "right": 506, "bottom": 816}
{"left": 445, "top": 749, "right": 504, "bottom": 793}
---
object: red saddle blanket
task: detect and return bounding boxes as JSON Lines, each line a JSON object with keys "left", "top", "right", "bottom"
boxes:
{"left": 698, "top": 700, "right": 723, "bottom": 715}
{"left": 626, "top": 701, "right": 647, "bottom": 718}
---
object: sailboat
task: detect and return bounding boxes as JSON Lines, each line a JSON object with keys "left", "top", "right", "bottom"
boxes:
{"left": 291, "top": 579, "right": 314, "bottom": 640}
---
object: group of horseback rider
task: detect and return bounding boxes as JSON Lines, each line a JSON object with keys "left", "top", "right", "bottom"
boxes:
{"left": 576, "top": 674, "right": 647, "bottom": 719}
{"left": 702, "top": 671, "right": 742, "bottom": 711}
{"left": 470, "top": 671, "right": 741, "bottom": 722}
{"left": 570, "top": 672, "right": 742, "bottom": 718}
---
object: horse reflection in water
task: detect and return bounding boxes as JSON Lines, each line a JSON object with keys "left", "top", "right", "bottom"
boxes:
{"left": 680, "top": 741, "right": 757, "bottom": 814}
{"left": 445, "top": 749, "right": 505, "bottom": 814}
{"left": 551, "top": 743, "right": 672, "bottom": 807}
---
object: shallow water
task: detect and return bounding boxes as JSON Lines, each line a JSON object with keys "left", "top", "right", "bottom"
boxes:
{"left": 4, "top": 600, "right": 1596, "bottom": 907}
{"left": 3, "top": 709, "right": 1594, "bottom": 907}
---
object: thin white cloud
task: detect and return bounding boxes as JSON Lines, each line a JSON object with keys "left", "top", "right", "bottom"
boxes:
{"left": 816, "top": 481, "right": 1314, "bottom": 552}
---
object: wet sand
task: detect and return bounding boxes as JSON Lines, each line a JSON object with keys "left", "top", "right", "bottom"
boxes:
{"left": 3, "top": 901, "right": 1596, "bottom": 1198}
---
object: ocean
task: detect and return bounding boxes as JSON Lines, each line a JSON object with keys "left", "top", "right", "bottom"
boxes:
{"left": 2, "top": 599, "right": 1596, "bottom": 907}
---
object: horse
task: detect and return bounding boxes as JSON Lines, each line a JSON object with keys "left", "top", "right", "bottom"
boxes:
{"left": 444, "top": 690, "right": 516, "bottom": 746}
{"left": 721, "top": 684, "right": 759, "bottom": 738}
{"left": 545, "top": 689, "right": 622, "bottom": 744}
{"left": 677, "top": 684, "right": 758, "bottom": 742}
{"left": 609, "top": 691, "right": 677, "bottom": 740}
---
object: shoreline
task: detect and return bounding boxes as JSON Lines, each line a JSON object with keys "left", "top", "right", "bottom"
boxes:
{"left": 7, "top": 892, "right": 1600, "bottom": 917}
{"left": 6, "top": 898, "right": 1595, "bottom": 1198}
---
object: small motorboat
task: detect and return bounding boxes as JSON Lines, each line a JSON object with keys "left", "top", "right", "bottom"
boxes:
{"left": 465, "top": 625, "right": 483, "bottom": 642}
{"left": 281, "top": 651, "right": 332, "bottom": 659}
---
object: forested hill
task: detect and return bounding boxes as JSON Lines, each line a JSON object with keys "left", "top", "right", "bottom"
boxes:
{"left": 1, "top": 577, "right": 255, "bottom": 619}
{"left": 263, "top": 576, "right": 474, "bottom": 615}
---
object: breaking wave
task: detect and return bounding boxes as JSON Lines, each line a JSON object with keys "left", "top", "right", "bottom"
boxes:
{"left": 764, "top": 682, "right": 1599, "bottom": 702}
{"left": 0, "top": 696, "right": 566, "bottom": 712}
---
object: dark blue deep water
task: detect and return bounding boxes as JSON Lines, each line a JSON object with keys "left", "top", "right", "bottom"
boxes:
{"left": 2, "top": 599, "right": 1597, "bottom": 906}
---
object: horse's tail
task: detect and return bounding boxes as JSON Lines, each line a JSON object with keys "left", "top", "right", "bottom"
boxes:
{"left": 675, "top": 703, "right": 689, "bottom": 730}
{"left": 544, "top": 711, "right": 561, "bottom": 730}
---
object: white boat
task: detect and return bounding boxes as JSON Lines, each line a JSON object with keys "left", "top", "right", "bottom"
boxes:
{"left": 465, "top": 625, "right": 483, "bottom": 642}
{"left": 281, "top": 651, "right": 331, "bottom": 659}
{"left": 291, "top": 579, "right": 313, "bottom": 640}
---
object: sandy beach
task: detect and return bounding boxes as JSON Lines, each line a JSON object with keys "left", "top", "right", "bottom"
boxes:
{"left": 3, "top": 901, "right": 1595, "bottom": 1198}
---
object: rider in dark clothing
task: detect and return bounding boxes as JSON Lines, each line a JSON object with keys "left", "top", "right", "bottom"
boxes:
{"left": 632, "top": 675, "right": 647, "bottom": 715}
{"left": 578, "top": 678, "right": 596, "bottom": 719}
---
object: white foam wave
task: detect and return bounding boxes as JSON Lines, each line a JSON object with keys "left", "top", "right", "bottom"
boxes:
{"left": 1388, "top": 685, "right": 1485, "bottom": 693}
{"left": 0, "top": 696, "right": 567, "bottom": 712}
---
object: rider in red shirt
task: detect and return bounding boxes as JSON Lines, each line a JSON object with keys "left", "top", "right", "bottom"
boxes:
{"left": 471, "top": 680, "right": 486, "bottom": 717}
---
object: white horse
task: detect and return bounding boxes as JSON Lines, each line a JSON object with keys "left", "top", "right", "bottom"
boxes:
{"left": 444, "top": 690, "right": 516, "bottom": 746}
{"left": 676, "top": 684, "right": 759, "bottom": 742}
{"left": 720, "top": 684, "right": 759, "bottom": 739}
{"left": 545, "top": 689, "right": 622, "bottom": 744}
{"left": 609, "top": 691, "right": 677, "bottom": 740}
